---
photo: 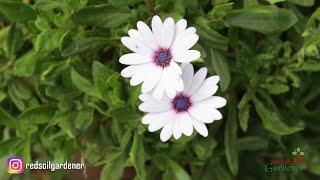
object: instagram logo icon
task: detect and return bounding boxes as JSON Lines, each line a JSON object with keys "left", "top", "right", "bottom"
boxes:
{"left": 7, "top": 157, "right": 24, "bottom": 174}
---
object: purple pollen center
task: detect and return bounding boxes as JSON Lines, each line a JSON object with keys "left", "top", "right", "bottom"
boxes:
{"left": 172, "top": 94, "right": 191, "bottom": 113}
{"left": 153, "top": 48, "right": 172, "bottom": 67}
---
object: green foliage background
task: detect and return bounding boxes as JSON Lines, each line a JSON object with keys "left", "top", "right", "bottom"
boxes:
{"left": 0, "top": 0, "right": 320, "bottom": 179}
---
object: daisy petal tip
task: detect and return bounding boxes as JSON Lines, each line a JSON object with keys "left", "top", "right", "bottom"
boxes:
{"left": 138, "top": 104, "right": 145, "bottom": 112}
{"left": 201, "top": 131, "right": 208, "bottom": 137}
{"left": 194, "top": 50, "right": 201, "bottom": 60}
{"left": 120, "top": 36, "right": 128, "bottom": 44}
{"left": 185, "top": 131, "right": 193, "bottom": 137}
{"left": 221, "top": 98, "right": 227, "bottom": 107}
{"left": 136, "top": 21, "right": 144, "bottom": 27}
{"left": 120, "top": 70, "right": 129, "bottom": 78}
{"left": 164, "top": 17, "right": 174, "bottom": 23}
{"left": 173, "top": 133, "right": 181, "bottom": 140}
{"left": 160, "top": 136, "right": 170, "bottom": 142}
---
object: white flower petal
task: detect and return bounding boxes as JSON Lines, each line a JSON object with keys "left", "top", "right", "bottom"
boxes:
{"left": 170, "top": 61, "right": 182, "bottom": 75}
{"left": 189, "top": 104, "right": 222, "bottom": 123}
{"left": 141, "top": 67, "right": 162, "bottom": 93}
{"left": 130, "top": 71, "right": 145, "bottom": 86}
{"left": 160, "top": 119, "right": 174, "bottom": 142}
{"left": 120, "top": 65, "right": 136, "bottom": 78}
{"left": 191, "top": 117, "right": 208, "bottom": 137}
{"left": 188, "top": 67, "right": 207, "bottom": 94}
{"left": 139, "top": 93, "right": 151, "bottom": 102}
{"left": 139, "top": 93, "right": 171, "bottom": 103}
{"left": 163, "top": 66, "right": 184, "bottom": 98}
{"left": 171, "top": 33, "right": 199, "bottom": 53}
{"left": 187, "top": 27, "right": 196, "bottom": 34}
{"left": 152, "top": 15, "right": 163, "bottom": 48}
{"left": 174, "top": 19, "right": 187, "bottom": 38}
{"left": 175, "top": 50, "right": 200, "bottom": 63}
{"left": 173, "top": 118, "right": 182, "bottom": 139}
{"left": 178, "top": 113, "right": 193, "bottom": 136}
{"left": 119, "top": 53, "right": 151, "bottom": 65}
{"left": 191, "top": 76, "right": 220, "bottom": 101}
{"left": 139, "top": 100, "right": 171, "bottom": 113}
{"left": 128, "top": 29, "right": 142, "bottom": 40}
{"left": 162, "top": 17, "right": 175, "bottom": 48}
{"left": 181, "top": 63, "right": 194, "bottom": 92}
{"left": 152, "top": 74, "right": 166, "bottom": 100}
{"left": 121, "top": 37, "right": 153, "bottom": 56}
{"left": 137, "top": 21, "right": 158, "bottom": 50}
{"left": 196, "top": 96, "right": 227, "bottom": 109}
{"left": 143, "top": 110, "right": 174, "bottom": 124}
{"left": 148, "top": 119, "right": 167, "bottom": 132}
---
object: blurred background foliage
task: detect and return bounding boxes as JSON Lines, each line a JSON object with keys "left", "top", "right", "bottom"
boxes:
{"left": 0, "top": 0, "right": 319, "bottom": 179}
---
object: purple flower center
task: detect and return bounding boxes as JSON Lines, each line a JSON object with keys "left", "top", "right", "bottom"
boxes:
{"left": 172, "top": 94, "right": 192, "bottom": 113}
{"left": 153, "top": 48, "right": 172, "bottom": 68}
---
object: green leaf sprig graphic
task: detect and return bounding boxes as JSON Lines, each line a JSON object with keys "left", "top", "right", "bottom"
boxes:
{"left": 292, "top": 147, "right": 305, "bottom": 156}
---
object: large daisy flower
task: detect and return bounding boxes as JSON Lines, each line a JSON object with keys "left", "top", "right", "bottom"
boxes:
{"left": 120, "top": 15, "right": 200, "bottom": 100}
{"left": 139, "top": 63, "right": 227, "bottom": 142}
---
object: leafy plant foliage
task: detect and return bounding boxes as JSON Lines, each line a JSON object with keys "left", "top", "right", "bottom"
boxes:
{"left": 0, "top": 0, "right": 319, "bottom": 179}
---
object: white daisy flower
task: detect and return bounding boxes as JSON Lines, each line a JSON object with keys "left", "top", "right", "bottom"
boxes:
{"left": 120, "top": 15, "right": 200, "bottom": 100}
{"left": 139, "top": 63, "right": 227, "bottom": 142}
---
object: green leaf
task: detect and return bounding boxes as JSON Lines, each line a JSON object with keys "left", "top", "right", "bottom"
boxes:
{"left": 236, "top": 136, "right": 268, "bottom": 151}
{"left": 0, "top": 138, "right": 24, "bottom": 158}
{"left": 70, "top": 67, "right": 100, "bottom": 98}
{"left": 224, "top": 104, "right": 239, "bottom": 175}
{"left": 109, "top": 108, "right": 140, "bottom": 124}
{"left": 93, "top": 61, "right": 125, "bottom": 107}
{"left": 61, "top": 37, "right": 111, "bottom": 57}
{"left": 225, "top": 5, "right": 297, "bottom": 34}
{"left": 41, "top": 61, "right": 71, "bottom": 81}
{"left": 167, "top": 159, "right": 191, "bottom": 180}
{"left": 238, "top": 104, "right": 250, "bottom": 132}
{"left": 194, "top": 16, "right": 228, "bottom": 51}
{"left": 288, "top": 0, "right": 314, "bottom": 7}
{"left": 20, "top": 106, "right": 55, "bottom": 124}
{"left": 253, "top": 96, "right": 304, "bottom": 135}
{"left": 36, "top": 29, "right": 66, "bottom": 52}
{"left": 6, "top": 23, "right": 22, "bottom": 57}
{"left": 110, "top": 0, "right": 141, "bottom": 8}
{"left": 285, "top": 69, "right": 301, "bottom": 88}
{"left": 20, "top": 137, "right": 31, "bottom": 163}
{"left": 10, "top": 80, "right": 32, "bottom": 100}
{"left": 75, "top": 107, "right": 93, "bottom": 131}
{"left": 238, "top": 90, "right": 253, "bottom": 132}
{"left": 207, "top": 49, "right": 231, "bottom": 92}
{"left": 197, "top": 158, "right": 233, "bottom": 180}
{"left": 261, "top": 83, "right": 290, "bottom": 95}
{"left": 0, "top": 91, "right": 6, "bottom": 102}
{"left": 13, "top": 52, "right": 40, "bottom": 77}
{"left": 0, "top": 107, "right": 17, "bottom": 128}
{"left": 294, "top": 60, "right": 320, "bottom": 72}
{"left": 194, "top": 137, "right": 217, "bottom": 160}
{"left": 244, "top": 0, "right": 259, "bottom": 7}
{"left": 8, "top": 84, "right": 25, "bottom": 111}
{"left": 55, "top": 111, "right": 77, "bottom": 138}
{"left": 266, "top": 0, "right": 286, "bottom": 4}
{"left": 100, "top": 153, "right": 127, "bottom": 180}
{"left": 71, "top": 4, "right": 131, "bottom": 28}
{"left": 0, "top": 1, "right": 36, "bottom": 22}
{"left": 129, "top": 134, "right": 146, "bottom": 179}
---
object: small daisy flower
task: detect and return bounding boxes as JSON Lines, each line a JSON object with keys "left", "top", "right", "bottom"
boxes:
{"left": 120, "top": 15, "right": 200, "bottom": 100}
{"left": 139, "top": 63, "right": 227, "bottom": 142}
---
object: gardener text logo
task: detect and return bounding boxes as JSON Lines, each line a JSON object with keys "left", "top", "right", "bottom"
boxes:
{"left": 265, "top": 147, "right": 304, "bottom": 173}
{"left": 7, "top": 157, "right": 24, "bottom": 174}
